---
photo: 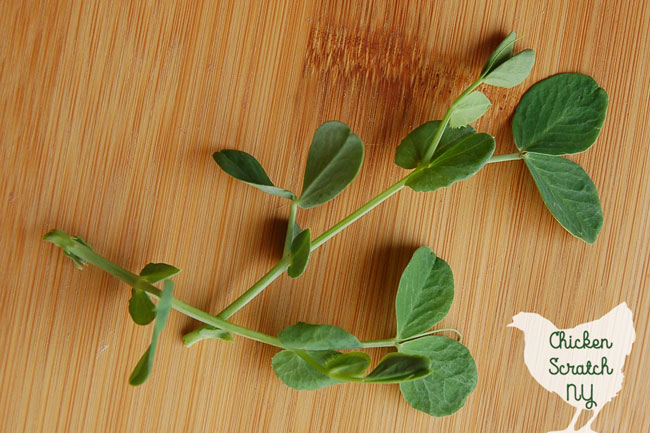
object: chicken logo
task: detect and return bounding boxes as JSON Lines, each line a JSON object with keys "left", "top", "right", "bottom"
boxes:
{"left": 508, "top": 303, "right": 635, "bottom": 433}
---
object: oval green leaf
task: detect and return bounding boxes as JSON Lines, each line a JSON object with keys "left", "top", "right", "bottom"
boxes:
{"left": 395, "top": 122, "right": 477, "bottom": 169}
{"left": 396, "top": 247, "right": 454, "bottom": 340}
{"left": 512, "top": 73, "right": 608, "bottom": 155}
{"left": 324, "top": 352, "right": 371, "bottom": 377}
{"left": 271, "top": 350, "right": 343, "bottom": 390}
{"left": 139, "top": 262, "right": 181, "bottom": 284}
{"left": 483, "top": 49, "right": 535, "bottom": 88}
{"left": 406, "top": 133, "right": 495, "bottom": 192}
{"left": 278, "top": 322, "right": 362, "bottom": 350}
{"left": 213, "top": 150, "right": 296, "bottom": 199}
{"left": 481, "top": 31, "right": 516, "bottom": 76}
{"left": 128, "top": 288, "right": 156, "bottom": 325}
{"left": 128, "top": 346, "right": 153, "bottom": 387}
{"left": 449, "top": 91, "right": 491, "bottom": 128}
{"left": 399, "top": 336, "right": 478, "bottom": 417}
{"left": 297, "top": 121, "right": 364, "bottom": 208}
{"left": 287, "top": 229, "right": 311, "bottom": 278}
{"left": 523, "top": 153, "right": 603, "bottom": 243}
{"left": 129, "top": 280, "right": 175, "bottom": 386}
{"left": 363, "top": 353, "right": 431, "bottom": 383}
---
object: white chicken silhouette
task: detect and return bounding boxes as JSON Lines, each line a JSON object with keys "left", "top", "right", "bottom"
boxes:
{"left": 508, "top": 302, "right": 635, "bottom": 433}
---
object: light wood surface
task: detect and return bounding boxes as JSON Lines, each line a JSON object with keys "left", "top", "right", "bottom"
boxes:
{"left": 2, "top": 1, "right": 649, "bottom": 432}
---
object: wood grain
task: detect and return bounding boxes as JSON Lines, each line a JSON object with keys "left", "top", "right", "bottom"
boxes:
{"left": 1, "top": 0, "right": 649, "bottom": 431}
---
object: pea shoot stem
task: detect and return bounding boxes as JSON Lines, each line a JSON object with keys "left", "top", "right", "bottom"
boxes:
{"left": 45, "top": 230, "right": 447, "bottom": 351}
{"left": 41, "top": 233, "right": 285, "bottom": 347}
{"left": 282, "top": 200, "right": 299, "bottom": 256}
{"left": 311, "top": 175, "right": 410, "bottom": 250}
{"left": 216, "top": 257, "right": 290, "bottom": 319}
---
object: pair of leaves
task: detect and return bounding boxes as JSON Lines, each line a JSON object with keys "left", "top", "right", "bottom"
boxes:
{"left": 272, "top": 339, "right": 476, "bottom": 416}
{"left": 393, "top": 247, "right": 476, "bottom": 416}
{"left": 446, "top": 32, "right": 535, "bottom": 129}
{"left": 395, "top": 120, "right": 495, "bottom": 191}
{"left": 481, "top": 31, "right": 536, "bottom": 88}
{"left": 396, "top": 122, "right": 495, "bottom": 192}
{"left": 274, "top": 322, "right": 430, "bottom": 386}
{"left": 393, "top": 32, "right": 534, "bottom": 189}
{"left": 214, "top": 121, "right": 364, "bottom": 209}
{"left": 272, "top": 349, "right": 431, "bottom": 389}
{"left": 127, "top": 263, "right": 180, "bottom": 385}
{"left": 128, "top": 263, "right": 180, "bottom": 325}
{"left": 513, "top": 73, "right": 608, "bottom": 243}
{"left": 481, "top": 34, "right": 605, "bottom": 243}
{"left": 395, "top": 122, "right": 477, "bottom": 169}
{"left": 406, "top": 133, "right": 496, "bottom": 192}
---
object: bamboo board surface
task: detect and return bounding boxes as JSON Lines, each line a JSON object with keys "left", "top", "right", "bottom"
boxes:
{"left": 1, "top": 1, "right": 649, "bottom": 432}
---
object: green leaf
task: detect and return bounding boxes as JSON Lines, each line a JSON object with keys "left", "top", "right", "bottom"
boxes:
{"left": 406, "top": 133, "right": 495, "bottom": 192}
{"left": 363, "top": 353, "right": 431, "bottom": 383}
{"left": 512, "top": 73, "right": 608, "bottom": 155}
{"left": 449, "top": 92, "right": 491, "bottom": 128}
{"left": 287, "top": 229, "right": 311, "bottom": 278}
{"left": 213, "top": 150, "right": 296, "bottom": 199}
{"left": 128, "top": 289, "right": 156, "bottom": 325}
{"left": 128, "top": 347, "right": 152, "bottom": 386}
{"left": 483, "top": 49, "right": 535, "bottom": 88}
{"left": 396, "top": 247, "right": 454, "bottom": 340}
{"left": 129, "top": 280, "right": 175, "bottom": 385}
{"left": 278, "top": 322, "right": 362, "bottom": 350}
{"left": 139, "top": 263, "right": 181, "bottom": 284}
{"left": 395, "top": 121, "right": 477, "bottom": 169}
{"left": 481, "top": 31, "right": 517, "bottom": 76}
{"left": 323, "top": 352, "right": 371, "bottom": 377}
{"left": 272, "top": 350, "right": 343, "bottom": 390}
{"left": 399, "top": 336, "right": 478, "bottom": 417}
{"left": 523, "top": 153, "right": 603, "bottom": 243}
{"left": 297, "top": 121, "right": 364, "bottom": 208}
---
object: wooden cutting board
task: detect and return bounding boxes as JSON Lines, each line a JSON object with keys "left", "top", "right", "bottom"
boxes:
{"left": 1, "top": 0, "right": 648, "bottom": 431}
